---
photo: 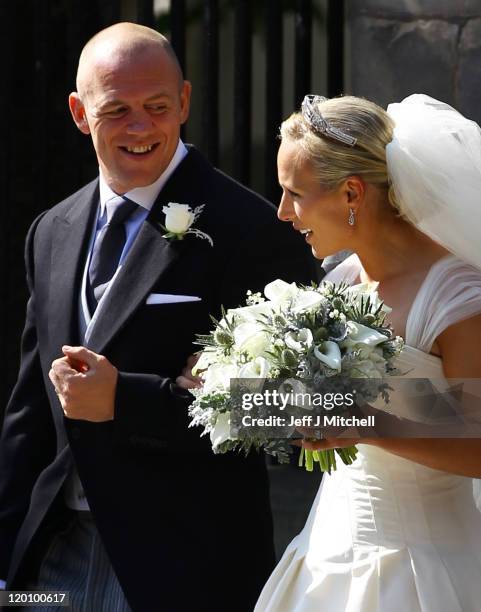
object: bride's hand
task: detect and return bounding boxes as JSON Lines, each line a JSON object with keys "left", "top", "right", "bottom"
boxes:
{"left": 176, "top": 354, "right": 203, "bottom": 390}
{"left": 296, "top": 437, "right": 361, "bottom": 451}
{"left": 291, "top": 426, "right": 360, "bottom": 450}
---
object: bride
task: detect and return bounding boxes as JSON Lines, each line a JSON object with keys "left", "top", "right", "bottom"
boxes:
{"left": 253, "top": 94, "right": 481, "bottom": 612}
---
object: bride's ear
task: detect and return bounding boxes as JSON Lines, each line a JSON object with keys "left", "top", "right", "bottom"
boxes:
{"left": 344, "top": 176, "right": 365, "bottom": 209}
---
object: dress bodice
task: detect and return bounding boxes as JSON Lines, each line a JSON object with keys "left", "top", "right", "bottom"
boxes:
{"left": 256, "top": 254, "right": 481, "bottom": 612}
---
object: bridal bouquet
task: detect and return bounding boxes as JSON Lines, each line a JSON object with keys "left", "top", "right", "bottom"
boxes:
{"left": 188, "top": 279, "right": 404, "bottom": 473}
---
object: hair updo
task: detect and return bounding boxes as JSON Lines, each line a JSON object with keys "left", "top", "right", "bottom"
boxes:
{"left": 280, "top": 95, "right": 400, "bottom": 213}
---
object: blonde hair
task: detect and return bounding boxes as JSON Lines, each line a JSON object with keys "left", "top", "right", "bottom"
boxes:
{"left": 280, "top": 95, "right": 400, "bottom": 212}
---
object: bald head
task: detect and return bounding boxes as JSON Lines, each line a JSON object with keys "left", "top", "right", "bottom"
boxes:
{"left": 69, "top": 22, "right": 191, "bottom": 193}
{"left": 76, "top": 22, "right": 183, "bottom": 99}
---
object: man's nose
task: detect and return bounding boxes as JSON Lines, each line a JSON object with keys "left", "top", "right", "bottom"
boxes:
{"left": 277, "top": 192, "right": 294, "bottom": 222}
{"left": 125, "top": 110, "right": 153, "bottom": 134}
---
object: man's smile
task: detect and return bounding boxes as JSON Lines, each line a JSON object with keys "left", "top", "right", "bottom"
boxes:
{"left": 119, "top": 142, "right": 160, "bottom": 156}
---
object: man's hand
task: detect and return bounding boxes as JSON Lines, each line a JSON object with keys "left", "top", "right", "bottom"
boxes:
{"left": 175, "top": 354, "right": 203, "bottom": 390}
{"left": 49, "top": 346, "right": 118, "bottom": 422}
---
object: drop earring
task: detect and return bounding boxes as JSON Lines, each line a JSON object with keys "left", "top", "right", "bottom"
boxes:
{"left": 348, "top": 208, "right": 355, "bottom": 226}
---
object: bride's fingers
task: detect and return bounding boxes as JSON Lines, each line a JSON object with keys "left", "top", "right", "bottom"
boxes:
{"left": 288, "top": 438, "right": 334, "bottom": 450}
{"left": 301, "top": 438, "right": 359, "bottom": 450}
{"left": 302, "top": 439, "right": 337, "bottom": 451}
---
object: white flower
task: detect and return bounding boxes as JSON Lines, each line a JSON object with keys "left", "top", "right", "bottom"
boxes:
{"left": 348, "top": 282, "right": 391, "bottom": 314}
{"left": 233, "top": 301, "right": 275, "bottom": 322}
{"left": 264, "top": 279, "right": 299, "bottom": 304}
{"left": 285, "top": 328, "right": 314, "bottom": 353}
{"left": 238, "top": 357, "right": 270, "bottom": 378}
{"left": 313, "top": 341, "right": 342, "bottom": 371}
{"left": 233, "top": 322, "right": 270, "bottom": 357}
{"left": 202, "top": 364, "right": 239, "bottom": 394}
{"left": 192, "top": 350, "right": 216, "bottom": 376}
{"left": 345, "top": 322, "right": 387, "bottom": 347}
{"left": 210, "top": 411, "right": 233, "bottom": 450}
{"left": 161, "top": 202, "right": 213, "bottom": 245}
{"left": 291, "top": 290, "right": 326, "bottom": 313}
{"left": 163, "top": 203, "right": 195, "bottom": 233}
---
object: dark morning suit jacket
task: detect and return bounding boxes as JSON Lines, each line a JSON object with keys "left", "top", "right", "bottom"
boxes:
{"left": 0, "top": 146, "right": 316, "bottom": 612}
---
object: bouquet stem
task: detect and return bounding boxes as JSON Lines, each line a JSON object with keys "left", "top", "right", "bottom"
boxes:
{"left": 298, "top": 445, "right": 358, "bottom": 474}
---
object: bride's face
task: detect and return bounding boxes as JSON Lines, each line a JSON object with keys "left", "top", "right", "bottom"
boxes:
{"left": 277, "top": 140, "right": 350, "bottom": 259}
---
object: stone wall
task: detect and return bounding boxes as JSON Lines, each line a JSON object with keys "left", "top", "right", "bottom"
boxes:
{"left": 347, "top": 0, "right": 481, "bottom": 123}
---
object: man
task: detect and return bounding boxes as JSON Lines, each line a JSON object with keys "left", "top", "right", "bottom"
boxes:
{"left": 0, "top": 23, "right": 315, "bottom": 612}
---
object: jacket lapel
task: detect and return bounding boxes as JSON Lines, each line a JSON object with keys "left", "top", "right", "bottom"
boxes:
{"left": 86, "top": 218, "right": 179, "bottom": 354}
{"left": 85, "top": 149, "right": 207, "bottom": 354}
{"left": 48, "top": 180, "right": 99, "bottom": 352}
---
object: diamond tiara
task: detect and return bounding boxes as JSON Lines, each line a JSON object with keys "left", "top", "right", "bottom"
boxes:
{"left": 301, "top": 95, "right": 357, "bottom": 147}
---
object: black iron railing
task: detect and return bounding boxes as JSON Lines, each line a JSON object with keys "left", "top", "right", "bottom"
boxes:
{"left": 0, "top": 0, "right": 344, "bottom": 418}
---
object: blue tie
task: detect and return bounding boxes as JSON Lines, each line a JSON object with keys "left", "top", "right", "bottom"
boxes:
{"left": 87, "top": 196, "right": 138, "bottom": 313}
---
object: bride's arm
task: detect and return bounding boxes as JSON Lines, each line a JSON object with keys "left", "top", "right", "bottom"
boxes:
{"left": 304, "top": 312, "right": 481, "bottom": 477}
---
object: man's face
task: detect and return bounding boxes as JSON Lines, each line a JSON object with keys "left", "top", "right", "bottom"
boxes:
{"left": 70, "top": 48, "right": 191, "bottom": 194}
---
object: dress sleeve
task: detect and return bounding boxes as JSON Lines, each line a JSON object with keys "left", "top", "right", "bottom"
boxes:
{"left": 407, "top": 256, "right": 481, "bottom": 352}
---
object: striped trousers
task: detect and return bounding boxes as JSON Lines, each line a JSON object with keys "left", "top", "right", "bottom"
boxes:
{"left": 25, "top": 511, "right": 132, "bottom": 612}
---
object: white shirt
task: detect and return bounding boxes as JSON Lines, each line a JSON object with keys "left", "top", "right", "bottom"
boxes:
{"left": 64, "top": 140, "right": 188, "bottom": 512}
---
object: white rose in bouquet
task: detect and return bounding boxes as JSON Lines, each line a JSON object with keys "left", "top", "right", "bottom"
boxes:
{"left": 291, "top": 290, "right": 327, "bottom": 313}
{"left": 264, "top": 279, "right": 299, "bottom": 304}
{"left": 202, "top": 363, "right": 239, "bottom": 394}
{"left": 233, "top": 322, "right": 270, "bottom": 357}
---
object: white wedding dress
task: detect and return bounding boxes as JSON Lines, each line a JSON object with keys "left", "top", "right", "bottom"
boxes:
{"left": 256, "top": 254, "right": 481, "bottom": 612}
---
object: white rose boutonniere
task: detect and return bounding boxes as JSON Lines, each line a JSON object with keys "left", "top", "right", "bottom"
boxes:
{"left": 161, "top": 202, "right": 213, "bottom": 246}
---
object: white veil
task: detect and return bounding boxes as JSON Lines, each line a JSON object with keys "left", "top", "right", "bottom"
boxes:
{"left": 387, "top": 95, "right": 481, "bottom": 509}
{"left": 386, "top": 94, "right": 481, "bottom": 272}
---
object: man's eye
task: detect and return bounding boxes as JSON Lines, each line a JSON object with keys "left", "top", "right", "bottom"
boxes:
{"left": 148, "top": 105, "right": 167, "bottom": 113}
{"left": 288, "top": 189, "right": 300, "bottom": 198}
{"left": 106, "top": 107, "right": 127, "bottom": 117}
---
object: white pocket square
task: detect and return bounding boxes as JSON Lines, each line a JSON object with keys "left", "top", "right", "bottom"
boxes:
{"left": 146, "top": 293, "right": 202, "bottom": 305}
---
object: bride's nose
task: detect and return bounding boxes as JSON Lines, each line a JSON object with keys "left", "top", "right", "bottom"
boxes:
{"left": 278, "top": 192, "right": 295, "bottom": 222}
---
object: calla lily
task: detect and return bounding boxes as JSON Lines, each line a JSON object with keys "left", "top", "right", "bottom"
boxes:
{"left": 192, "top": 350, "right": 216, "bottom": 375}
{"left": 285, "top": 328, "right": 314, "bottom": 353}
{"left": 278, "top": 378, "right": 312, "bottom": 408}
{"left": 238, "top": 357, "right": 270, "bottom": 379}
{"left": 264, "top": 279, "right": 299, "bottom": 303}
{"left": 314, "top": 341, "right": 342, "bottom": 371}
{"left": 346, "top": 321, "right": 387, "bottom": 346}
{"left": 210, "top": 411, "right": 233, "bottom": 450}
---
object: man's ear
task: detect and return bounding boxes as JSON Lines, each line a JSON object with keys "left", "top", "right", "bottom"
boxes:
{"left": 179, "top": 80, "right": 192, "bottom": 125}
{"left": 69, "top": 93, "right": 90, "bottom": 135}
